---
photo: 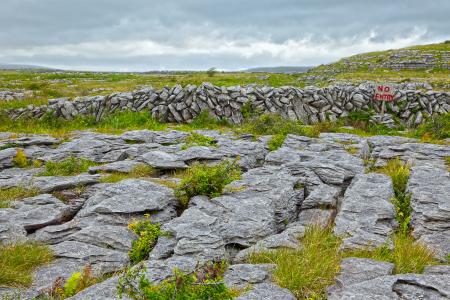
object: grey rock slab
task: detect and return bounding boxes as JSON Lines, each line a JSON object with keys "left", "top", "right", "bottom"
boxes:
{"left": 139, "top": 150, "right": 187, "bottom": 169}
{"left": 143, "top": 256, "right": 198, "bottom": 283}
{"left": 31, "top": 174, "right": 101, "bottom": 192}
{"left": 328, "top": 257, "right": 394, "bottom": 293}
{"left": 407, "top": 165, "right": 450, "bottom": 258}
{"left": 0, "top": 167, "right": 42, "bottom": 188}
{"left": 333, "top": 173, "right": 397, "bottom": 250}
{"left": 328, "top": 274, "right": 450, "bottom": 300}
{"left": 44, "top": 132, "right": 130, "bottom": 163}
{"left": 424, "top": 265, "right": 450, "bottom": 275}
{"left": 0, "top": 209, "right": 27, "bottom": 245}
{"left": 50, "top": 241, "right": 129, "bottom": 273}
{"left": 223, "top": 264, "right": 275, "bottom": 289}
{"left": 236, "top": 283, "right": 296, "bottom": 300}
{"left": 302, "top": 183, "right": 340, "bottom": 209}
{"left": 69, "top": 225, "right": 136, "bottom": 252}
{"left": 0, "top": 135, "right": 60, "bottom": 148}
{"left": 297, "top": 208, "right": 334, "bottom": 227}
{"left": 11, "top": 194, "right": 72, "bottom": 231}
{"left": 67, "top": 276, "right": 131, "bottom": 300}
{"left": 0, "top": 147, "right": 16, "bottom": 170}
{"left": 78, "top": 179, "right": 177, "bottom": 222}
{"left": 88, "top": 160, "right": 143, "bottom": 174}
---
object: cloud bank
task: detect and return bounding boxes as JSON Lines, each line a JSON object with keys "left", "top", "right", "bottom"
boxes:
{"left": 1, "top": 0, "right": 449, "bottom": 71}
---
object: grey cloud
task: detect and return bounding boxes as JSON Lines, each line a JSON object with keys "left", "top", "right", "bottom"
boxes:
{"left": 1, "top": 0, "right": 449, "bottom": 71}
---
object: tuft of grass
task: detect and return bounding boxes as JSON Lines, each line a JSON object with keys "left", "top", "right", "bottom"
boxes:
{"left": 182, "top": 132, "right": 217, "bottom": 150}
{"left": 345, "top": 146, "right": 359, "bottom": 155}
{"left": 345, "top": 233, "right": 437, "bottom": 274}
{"left": 0, "top": 186, "right": 40, "bottom": 208}
{"left": 100, "top": 164, "right": 154, "bottom": 183}
{"left": 268, "top": 134, "right": 286, "bottom": 151}
{"left": 13, "top": 149, "right": 30, "bottom": 168}
{"left": 248, "top": 225, "right": 341, "bottom": 299}
{"left": 128, "top": 215, "right": 161, "bottom": 264}
{"left": 38, "top": 157, "right": 98, "bottom": 177}
{"left": 445, "top": 156, "right": 450, "bottom": 171}
{"left": 0, "top": 242, "right": 53, "bottom": 287}
{"left": 414, "top": 113, "right": 450, "bottom": 141}
{"left": 374, "top": 158, "right": 412, "bottom": 234}
{"left": 175, "top": 160, "right": 241, "bottom": 209}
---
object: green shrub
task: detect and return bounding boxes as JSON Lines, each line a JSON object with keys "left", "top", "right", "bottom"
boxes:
{"left": 0, "top": 186, "right": 40, "bottom": 208}
{"left": 345, "top": 233, "right": 437, "bottom": 274}
{"left": 100, "top": 164, "right": 154, "bottom": 183}
{"left": 239, "top": 113, "right": 310, "bottom": 137}
{"left": 175, "top": 160, "right": 241, "bottom": 208}
{"left": 63, "top": 265, "right": 98, "bottom": 297}
{"left": 182, "top": 132, "right": 217, "bottom": 149}
{"left": 248, "top": 225, "right": 341, "bottom": 299}
{"left": 117, "top": 262, "right": 235, "bottom": 300}
{"left": 38, "top": 157, "right": 98, "bottom": 177}
{"left": 0, "top": 242, "right": 53, "bottom": 287}
{"left": 128, "top": 215, "right": 162, "bottom": 264}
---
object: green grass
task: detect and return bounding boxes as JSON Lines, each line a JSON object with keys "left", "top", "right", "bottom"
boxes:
{"left": 118, "top": 262, "right": 235, "bottom": 300}
{"left": 99, "top": 164, "right": 154, "bottom": 183}
{"left": 38, "top": 157, "right": 98, "bottom": 177}
{"left": 175, "top": 160, "right": 241, "bottom": 209}
{"left": 0, "top": 242, "right": 53, "bottom": 287}
{"left": 182, "top": 132, "right": 217, "bottom": 150}
{"left": 345, "top": 233, "right": 437, "bottom": 274}
{"left": 267, "top": 134, "right": 286, "bottom": 151}
{"left": 248, "top": 225, "right": 341, "bottom": 299}
{"left": 374, "top": 158, "right": 412, "bottom": 234}
{"left": 0, "top": 186, "right": 40, "bottom": 208}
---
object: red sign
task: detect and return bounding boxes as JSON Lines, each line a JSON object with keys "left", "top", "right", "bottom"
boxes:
{"left": 374, "top": 84, "right": 395, "bottom": 102}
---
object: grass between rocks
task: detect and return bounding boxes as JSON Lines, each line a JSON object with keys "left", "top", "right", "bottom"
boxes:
{"left": 0, "top": 242, "right": 53, "bottom": 287}
{"left": 37, "top": 157, "right": 98, "bottom": 177}
{"left": 181, "top": 132, "right": 217, "bottom": 150}
{"left": 118, "top": 261, "right": 237, "bottom": 300}
{"left": 248, "top": 225, "right": 341, "bottom": 299}
{"left": 0, "top": 186, "right": 40, "bottom": 208}
{"left": 344, "top": 233, "right": 437, "bottom": 274}
{"left": 374, "top": 158, "right": 412, "bottom": 234}
{"left": 174, "top": 160, "right": 242, "bottom": 209}
{"left": 99, "top": 164, "right": 154, "bottom": 183}
{"left": 0, "top": 108, "right": 449, "bottom": 145}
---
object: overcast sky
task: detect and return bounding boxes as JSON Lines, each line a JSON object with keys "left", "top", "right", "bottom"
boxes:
{"left": 1, "top": 0, "right": 449, "bottom": 71}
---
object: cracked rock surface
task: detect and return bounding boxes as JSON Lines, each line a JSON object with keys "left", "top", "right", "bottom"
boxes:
{"left": 0, "top": 130, "right": 449, "bottom": 299}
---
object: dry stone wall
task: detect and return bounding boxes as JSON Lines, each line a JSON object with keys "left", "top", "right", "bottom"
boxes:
{"left": 5, "top": 82, "right": 450, "bottom": 126}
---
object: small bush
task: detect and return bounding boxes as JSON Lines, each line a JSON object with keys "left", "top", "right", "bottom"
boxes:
{"left": 206, "top": 67, "right": 217, "bottom": 77}
{"left": 182, "top": 132, "right": 217, "bottom": 149}
{"left": 38, "top": 157, "right": 98, "bottom": 177}
{"left": 63, "top": 265, "right": 98, "bottom": 297}
{"left": 100, "top": 164, "right": 154, "bottom": 183}
{"left": 248, "top": 225, "right": 341, "bottom": 299}
{"left": 117, "top": 262, "right": 234, "bottom": 300}
{"left": 0, "top": 186, "right": 40, "bottom": 208}
{"left": 0, "top": 242, "right": 53, "bottom": 287}
{"left": 175, "top": 160, "right": 241, "bottom": 208}
{"left": 345, "top": 233, "right": 437, "bottom": 274}
{"left": 128, "top": 215, "right": 162, "bottom": 264}
{"left": 13, "top": 149, "right": 30, "bottom": 168}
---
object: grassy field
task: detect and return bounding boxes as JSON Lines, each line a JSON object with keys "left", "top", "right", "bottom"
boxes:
{"left": 1, "top": 42, "right": 450, "bottom": 110}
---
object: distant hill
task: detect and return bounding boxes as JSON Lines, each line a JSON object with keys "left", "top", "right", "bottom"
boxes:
{"left": 308, "top": 41, "right": 450, "bottom": 75}
{"left": 243, "top": 66, "right": 312, "bottom": 74}
{"left": 0, "top": 63, "right": 57, "bottom": 71}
